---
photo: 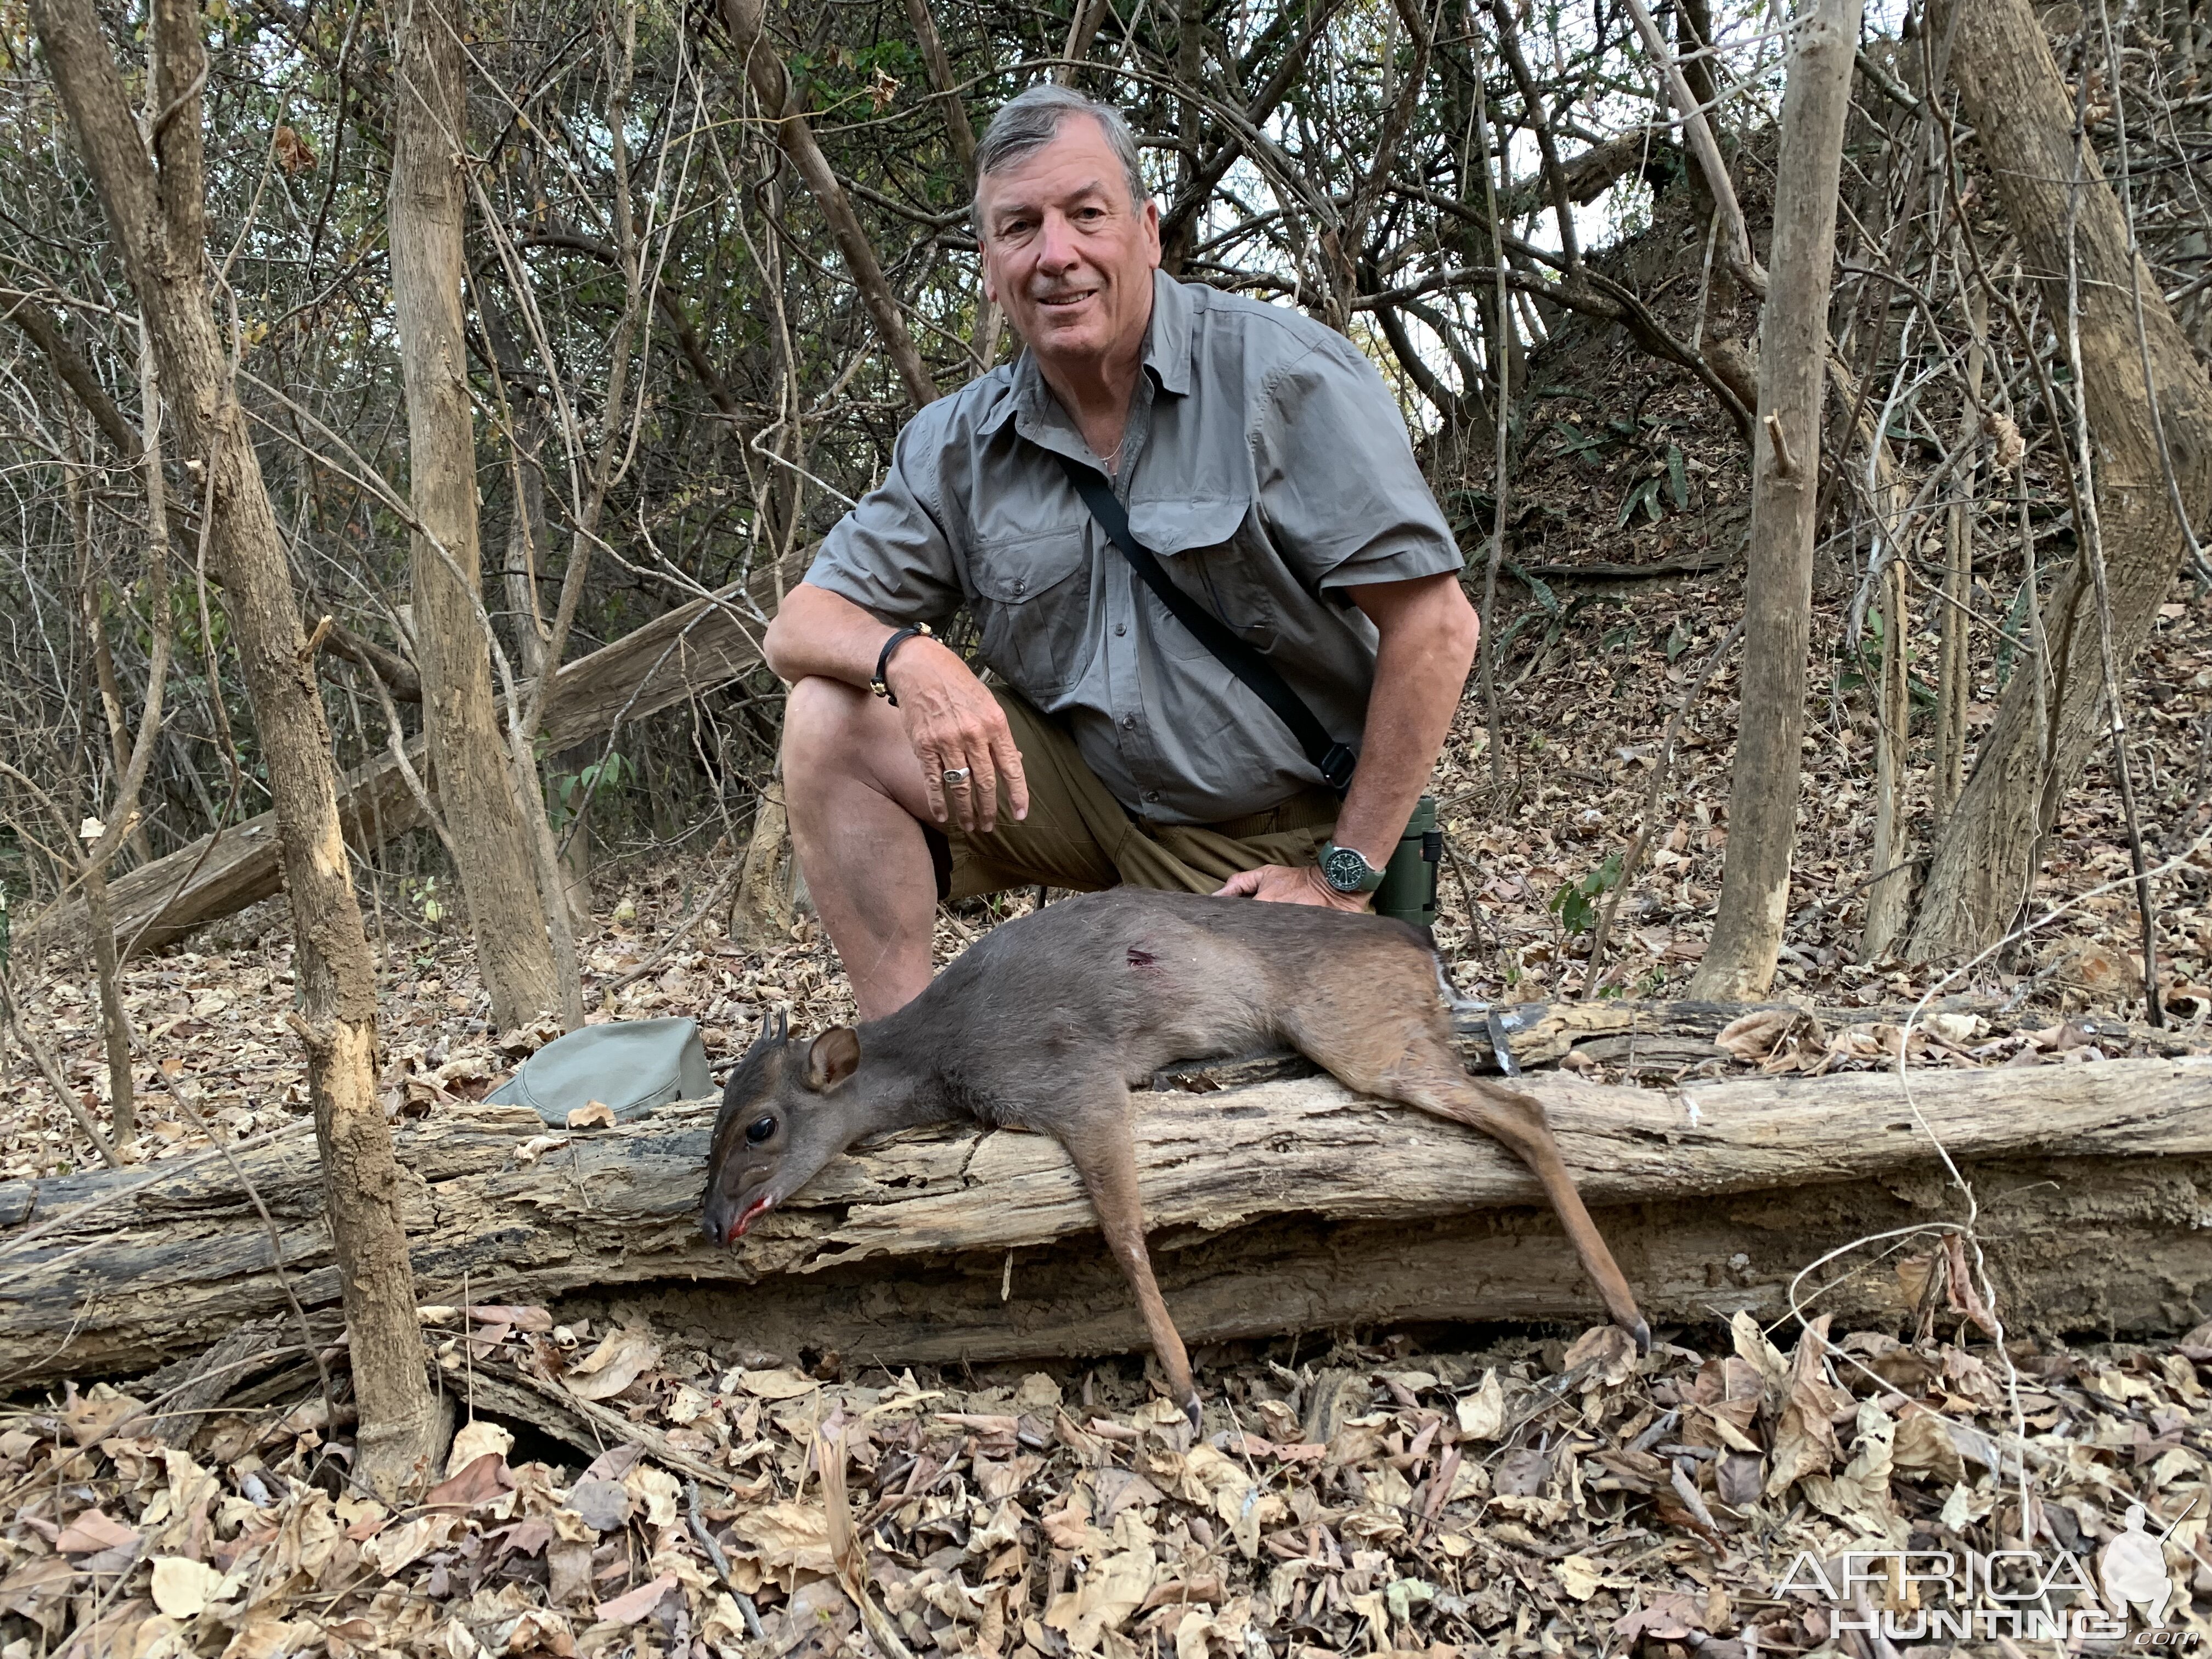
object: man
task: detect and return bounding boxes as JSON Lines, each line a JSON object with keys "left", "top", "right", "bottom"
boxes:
{"left": 763, "top": 84, "right": 1479, "bottom": 1019}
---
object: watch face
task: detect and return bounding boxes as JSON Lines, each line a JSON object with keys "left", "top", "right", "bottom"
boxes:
{"left": 1322, "top": 846, "right": 1369, "bottom": 891}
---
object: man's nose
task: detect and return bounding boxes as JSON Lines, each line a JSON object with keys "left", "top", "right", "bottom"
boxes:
{"left": 1035, "top": 211, "right": 1081, "bottom": 273}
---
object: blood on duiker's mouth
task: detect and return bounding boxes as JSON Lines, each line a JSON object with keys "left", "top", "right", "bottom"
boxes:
{"left": 726, "top": 1192, "right": 774, "bottom": 1242}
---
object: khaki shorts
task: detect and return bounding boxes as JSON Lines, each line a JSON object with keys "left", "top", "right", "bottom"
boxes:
{"left": 930, "top": 689, "right": 1339, "bottom": 901}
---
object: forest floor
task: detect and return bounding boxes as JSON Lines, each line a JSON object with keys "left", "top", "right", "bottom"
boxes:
{"left": 5, "top": 201, "right": 2212, "bottom": 1657}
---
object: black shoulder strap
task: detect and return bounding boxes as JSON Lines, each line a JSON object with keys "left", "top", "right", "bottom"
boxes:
{"left": 1055, "top": 452, "right": 1356, "bottom": 794}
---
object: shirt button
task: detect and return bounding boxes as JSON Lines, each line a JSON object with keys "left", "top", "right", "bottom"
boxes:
{"left": 1114, "top": 623, "right": 1126, "bottom": 637}
{"left": 1011, "top": 576, "right": 1026, "bottom": 595}
{"left": 1144, "top": 791, "right": 1160, "bottom": 803}
{"left": 1121, "top": 714, "right": 1137, "bottom": 730}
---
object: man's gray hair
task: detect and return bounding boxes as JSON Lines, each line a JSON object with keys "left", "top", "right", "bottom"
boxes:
{"left": 971, "top": 84, "right": 1149, "bottom": 238}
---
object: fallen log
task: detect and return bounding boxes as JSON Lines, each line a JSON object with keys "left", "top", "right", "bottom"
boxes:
{"left": 1, "top": 1057, "right": 2205, "bottom": 1388}
{"left": 30, "top": 551, "right": 805, "bottom": 957}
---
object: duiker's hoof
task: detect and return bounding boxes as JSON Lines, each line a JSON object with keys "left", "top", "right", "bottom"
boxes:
{"left": 1183, "top": 1394, "right": 1202, "bottom": 1434}
{"left": 1630, "top": 1318, "right": 1652, "bottom": 1355}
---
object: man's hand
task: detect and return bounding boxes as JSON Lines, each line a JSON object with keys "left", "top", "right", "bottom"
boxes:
{"left": 882, "top": 638, "right": 1029, "bottom": 834}
{"left": 1215, "top": 863, "right": 1370, "bottom": 911}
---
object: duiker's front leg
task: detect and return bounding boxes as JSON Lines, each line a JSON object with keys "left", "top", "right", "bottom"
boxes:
{"left": 1050, "top": 1100, "right": 1201, "bottom": 1430}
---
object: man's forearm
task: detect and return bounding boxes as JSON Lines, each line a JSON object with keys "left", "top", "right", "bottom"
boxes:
{"left": 1334, "top": 582, "right": 1480, "bottom": 865}
{"left": 764, "top": 582, "right": 912, "bottom": 687}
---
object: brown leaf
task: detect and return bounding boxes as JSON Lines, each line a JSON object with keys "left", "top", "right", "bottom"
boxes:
{"left": 1613, "top": 1590, "right": 1705, "bottom": 1643}
{"left": 54, "top": 1509, "right": 139, "bottom": 1555}
{"left": 1891, "top": 1407, "right": 1967, "bottom": 1486}
{"left": 1591, "top": 1449, "right": 1666, "bottom": 1494}
{"left": 1684, "top": 1357, "right": 1762, "bottom": 1452}
{"left": 466, "top": 1304, "right": 556, "bottom": 1332}
{"left": 1714, "top": 1450, "right": 1764, "bottom": 1510}
{"left": 422, "top": 1452, "right": 515, "bottom": 1511}
{"left": 1766, "top": 1316, "right": 1846, "bottom": 1498}
{"left": 1715, "top": 1008, "right": 1796, "bottom": 1063}
{"left": 0, "top": 1556, "right": 78, "bottom": 1636}
{"left": 1093, "top": 1467, "right": 1165, "bottom": 1523}
{"left": 1494, "top": 1448, "right": 1554, "bottom": 1497}
{"left": 546, "top": 1539, "right": 595, "bottom": 1608}
{"left": 566, "top": 1477, "right": 631, "bottom": 1534}
{"left": 594, "top": 1570, "right": 679, "bottom": 1626}
{"left": 62, "top": 1390, "right": 146, "bottom": 1447}
{"left": 562, "top": 1326, "right": 660, "bottom": 1402}
{"left": 1564, "top": 1323, "right": 1640, "bottom": 1387}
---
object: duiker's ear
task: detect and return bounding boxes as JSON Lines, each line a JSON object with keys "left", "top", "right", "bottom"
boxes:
{"left": 804, "top": 1026, "right": 861, "bottom": 1091}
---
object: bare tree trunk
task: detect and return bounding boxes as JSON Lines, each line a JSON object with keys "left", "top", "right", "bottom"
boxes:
{"left": 391, "top": 0, "right": 562, "bottom": 1032}
{"left": 500, "top": 393, "right": 549, "bottom": 685}
{"left": 79, "top": 866, "right": 136, "bottom": 1141}
{"left": 1056, "top": 0, "right": 1113, "bottom": 81}
{"left": 82, "top": 586, "right": 153, "bottom": 867}
{"left": 1933, "top": 284, "right": 1990, "bottom": 819}
{"left": 29, "top": 0, "right": 442, "bottom": 1499}
{"left": 1687, "top": 0, "right": 1863, "bottom": 999}
{"left": 896, "top": 0, "right": 999, "bottom": 368}
{"left": 63, "top": 446, "right": 139, "bottom": 1139}
{"left": 1906, "top": 0, "right": 2212, "bottom": 960}
{"left": 729, "top": 773, "right": 798, "bottom": 947}
{"left": 720, "top": 0, "right": 939, "bottom": 410}
{"left": 1863, "top": 556, "right": 1914, "bottom": 956}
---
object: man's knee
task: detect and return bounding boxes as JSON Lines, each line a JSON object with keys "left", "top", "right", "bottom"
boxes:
{"left": 782, "top": 676, "right": 873, "bottom": 787}
{"left": 784, "top": 675, "right": 923, "bottom": 818}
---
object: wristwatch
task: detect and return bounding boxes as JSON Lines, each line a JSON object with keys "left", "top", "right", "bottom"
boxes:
{"left": 1318, "top": 840, "right": 1386, "bottom": 895}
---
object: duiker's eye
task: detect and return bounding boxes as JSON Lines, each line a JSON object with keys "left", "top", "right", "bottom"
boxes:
{"left": 746, "top": 1116, "right": 777, "bottom": 1146}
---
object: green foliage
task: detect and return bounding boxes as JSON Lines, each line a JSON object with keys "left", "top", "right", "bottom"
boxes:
{"left": 1549, "top": 850, "right": 1623, "bottom": 936}
{"left": 549, "top": 751, "right": 630, "bottom": 834}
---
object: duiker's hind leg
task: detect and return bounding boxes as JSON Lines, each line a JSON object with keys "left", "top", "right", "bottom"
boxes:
{"left": 1046, "top": 1090, "right": 1202, "bottom": 1429}
{"left": 1398, "top": 1070, "right": 1646, "bottom": 1349}
{"left": 1282, "top": 957, "right": 1648, "bottom": 1349}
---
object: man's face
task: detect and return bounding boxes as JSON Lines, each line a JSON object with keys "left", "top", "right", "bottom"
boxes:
{"left": 977, "top": 115, "right": 1160, "bottom": 374}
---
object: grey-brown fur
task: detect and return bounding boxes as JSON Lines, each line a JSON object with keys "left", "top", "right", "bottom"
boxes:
{"left": 702, "top": 888, "right": 1645, "bottom": 1424}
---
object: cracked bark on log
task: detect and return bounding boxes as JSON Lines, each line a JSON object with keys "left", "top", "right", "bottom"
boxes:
{"left": 2, "top": 1056, "right": 2205, "bottom": 1387}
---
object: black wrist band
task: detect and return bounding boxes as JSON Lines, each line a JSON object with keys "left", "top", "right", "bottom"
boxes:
{"left": 871, "top": 622, "right": 933, "bottom": 706}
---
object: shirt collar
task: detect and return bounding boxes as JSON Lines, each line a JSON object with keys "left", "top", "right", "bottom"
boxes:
{"left": 982, "top": 268, "right": 1193, "bottom": 439}
{"left": 1143, "top": 269, "right": 1193, "bottom": 398}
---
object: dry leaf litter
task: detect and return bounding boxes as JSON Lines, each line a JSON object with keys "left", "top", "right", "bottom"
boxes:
{"left": 5, "top": 1306, "right": 2212, "bottom": 1657}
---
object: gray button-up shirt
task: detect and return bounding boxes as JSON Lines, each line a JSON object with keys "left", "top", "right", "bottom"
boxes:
{"left": 805, "top": 271, "right": 1464, "bottom": 825}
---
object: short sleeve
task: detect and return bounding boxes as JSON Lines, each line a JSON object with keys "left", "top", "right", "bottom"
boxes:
{"left": 802, "top": 415, "right": 967, "bottom": 627}
{"left": 1254, "top": 341, "right": 1464, "bottom": 592}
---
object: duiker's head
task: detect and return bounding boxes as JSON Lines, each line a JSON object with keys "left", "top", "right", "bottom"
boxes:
{"left": 700, "top": 1012, "right": 863, "bottom": 1245}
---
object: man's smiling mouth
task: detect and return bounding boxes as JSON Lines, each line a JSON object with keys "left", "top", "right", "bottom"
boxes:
{"left": 1038, "top": 290, "right": 1096, "bottom": 309}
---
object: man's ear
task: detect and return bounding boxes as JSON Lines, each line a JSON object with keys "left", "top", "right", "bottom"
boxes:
{"left": 804, "top": 1026, "right": 862, "bottom": 1091}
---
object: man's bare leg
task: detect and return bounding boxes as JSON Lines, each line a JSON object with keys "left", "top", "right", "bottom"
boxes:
{"left": 780, "top": 676, "right": 951, "bottom": 1019}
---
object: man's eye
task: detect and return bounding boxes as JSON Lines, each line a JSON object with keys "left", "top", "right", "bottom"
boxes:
{"left": 746, "top": 1116, "right": 777, "bottom": 1145}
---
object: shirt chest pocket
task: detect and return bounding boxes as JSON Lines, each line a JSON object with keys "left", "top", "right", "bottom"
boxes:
{"left": 1127, "top": 495, "right": 1277, "bottom": 660}
{"left": 968, "top": 527, "right": 1092, "bottom": 699}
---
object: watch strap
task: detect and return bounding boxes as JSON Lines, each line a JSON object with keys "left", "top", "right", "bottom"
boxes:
{"left": 871, "top": 622, "right": 934, "bottom": 706}
{"left": 1320, "top": 840, "right": 1386, "bottom": 894}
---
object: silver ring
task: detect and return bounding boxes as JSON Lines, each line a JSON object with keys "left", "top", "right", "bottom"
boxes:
{"left": 941, "top": 767, "right": 972, "bottom": 786}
